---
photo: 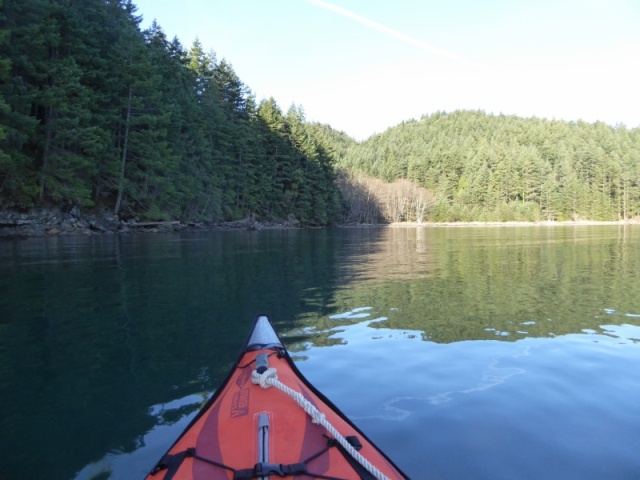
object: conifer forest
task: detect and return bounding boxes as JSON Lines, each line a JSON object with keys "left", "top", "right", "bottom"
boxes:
{"left": 1, "top": 0, "right": 639, "bottom": 225}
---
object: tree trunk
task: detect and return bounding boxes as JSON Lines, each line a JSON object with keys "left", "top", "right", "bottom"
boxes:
{"left": 114, "top": 86, "right": 132, "bottom": 215}
{"left": 39, "top": 106, "right": 54, "bottom": 200}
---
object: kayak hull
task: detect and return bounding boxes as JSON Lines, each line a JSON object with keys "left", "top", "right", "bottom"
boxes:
{"left": 147, "top": 316, "right": 408, "bottom": 479}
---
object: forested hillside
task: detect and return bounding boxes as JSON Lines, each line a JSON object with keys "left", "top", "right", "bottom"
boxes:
{"left": 339, "top": 111, "right": 640, "bottom": 222}
{"left": 2, "top": 2, "right": 639, "bottom": 227}
{"left": 0, "top": 0, "right": 342, "bottom": 225}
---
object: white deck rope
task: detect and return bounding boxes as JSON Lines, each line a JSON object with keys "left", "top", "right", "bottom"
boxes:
{"left": 252, "top": 367, "right": 390, "bottom": 480}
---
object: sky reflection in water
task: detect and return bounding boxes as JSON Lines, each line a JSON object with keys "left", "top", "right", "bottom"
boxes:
{"left": 72, "top": 305, "right": 640, "bottom": 480}
{"left": 291, "top": 310, "right": 640, "bottom": 480}
{"left": 3, "top": 226, "right": 640, "bottom": 480}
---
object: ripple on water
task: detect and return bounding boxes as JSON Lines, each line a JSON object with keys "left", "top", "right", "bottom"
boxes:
{"left": 297, "top": 315, "right": 640, "bottom": 480}
{"left": 329, "top": 306, "right": 373, "bottom": 320}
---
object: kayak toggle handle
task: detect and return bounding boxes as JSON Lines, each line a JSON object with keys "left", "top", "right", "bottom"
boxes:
{"left": 255, "top": 353, "right": 269, "bottom": 374}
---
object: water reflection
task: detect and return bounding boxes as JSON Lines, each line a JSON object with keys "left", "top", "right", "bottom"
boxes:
{"left": 285, "top": 307, "right": 425, "bottom": 350}
{"left": 285, "top": 314, "right": 640, "bottom": 480}
{"left": 75, "top": 393, "right": 207, "bottom": 480}
{"left": 288, "top": 315, "right": 530, "bottom": 420}
{"left": 336, "top": 227, "right": 438, "bottom": 283}
{"left": 70, "top": 311, "right": 640, "bottom": 480}
{"left": 596, "top": 323, "right": 640, "bottom": 344}
{"left": 2, "top": 226, "right": 640, "bottom": 480}
{"left": 327, "top": 226, "right": 640, "bottom": 343}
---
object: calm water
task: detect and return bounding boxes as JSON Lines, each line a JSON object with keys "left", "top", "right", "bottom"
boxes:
{"left": 1, "top": 226, "right": 640, "bottom": 479}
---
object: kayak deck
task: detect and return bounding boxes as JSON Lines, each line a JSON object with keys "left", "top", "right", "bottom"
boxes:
{"left": 147, "top": 316, "right": 408, "bottom": 479}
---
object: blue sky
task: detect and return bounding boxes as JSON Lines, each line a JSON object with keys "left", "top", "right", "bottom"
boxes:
{"left": 132, "top": 0, "right": 640, "bottom": 140}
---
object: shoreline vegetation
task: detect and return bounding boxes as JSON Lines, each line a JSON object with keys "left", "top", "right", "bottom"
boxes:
{"left": 1, "top": 208, "right": 637, "bottom": 239}
{"left": 389, "top": 220, "right": 639, "bottom": 227}
{"left": 2, "top": 4, "right": 639, "bottom": 229}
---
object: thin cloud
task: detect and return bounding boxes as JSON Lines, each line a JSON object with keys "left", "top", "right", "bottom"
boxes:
{"left": 306, "top": 0, "right": 481, "bottom": 68}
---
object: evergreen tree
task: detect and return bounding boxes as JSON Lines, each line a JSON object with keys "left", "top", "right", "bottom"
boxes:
{"left": 256, "top": 97, "right": 295, "bottom": 218}
{"left": 339, "top": 111, "right": 640, "bottom": 222}
{"left": 0, "top": 0, "right": 52, "bottom": 206}
{"left": 4, "top": 3, "right": 637, "bottom": 225}
{"left": 0, "top": 0, "right": 17, "bottom": 203}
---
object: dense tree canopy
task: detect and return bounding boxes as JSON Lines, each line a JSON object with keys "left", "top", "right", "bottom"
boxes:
{"left": 0, "top": 0, "right": 341, "bottom": 224}
{"left": 339, "top": 111, "right": 640, "bottom": 222}
{"left": 1, "top": 2, "right": 638, "bottom": 225}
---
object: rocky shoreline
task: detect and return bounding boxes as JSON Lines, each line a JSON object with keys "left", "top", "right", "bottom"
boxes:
{"left": 3, "top": 208, "right": 635, "bottom": 239}
{"left": 0, "top": 208, "right": 303, "bottom": 238}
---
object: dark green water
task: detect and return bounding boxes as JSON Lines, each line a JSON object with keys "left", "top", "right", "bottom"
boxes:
{"left": 1, "top": 226, "right": 639, "bottom": 479}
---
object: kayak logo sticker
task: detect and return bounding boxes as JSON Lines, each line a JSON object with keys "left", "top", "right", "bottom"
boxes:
{"left": 236, "top": 366, "right": 252, "bottom": 388}
{"left": 231, "top": 365, "right": 254, "bottom": 417}
{"left": 231, "top": 388, "right": 250, "bottom": 417}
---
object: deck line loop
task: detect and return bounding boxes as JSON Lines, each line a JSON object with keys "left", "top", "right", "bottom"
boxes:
{"left": 252, "top": 368, "right": 390, "bottom": 480}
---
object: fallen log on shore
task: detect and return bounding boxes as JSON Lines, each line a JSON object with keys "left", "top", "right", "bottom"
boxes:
{"left": 127, "top": 221, "right": 181, "bottom": 228}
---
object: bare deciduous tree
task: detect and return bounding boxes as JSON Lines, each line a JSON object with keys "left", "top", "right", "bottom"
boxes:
{"left": 337, "top": 170, "right": 436, "bottom": 223}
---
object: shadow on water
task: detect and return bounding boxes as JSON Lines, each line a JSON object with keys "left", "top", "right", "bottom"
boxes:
{"left": 0, "top": 229, "right": 387, "bottom": 480}
{"left": 1, "top": 225, "right": 640, "bottom": 479}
